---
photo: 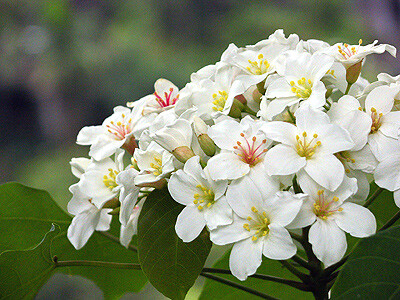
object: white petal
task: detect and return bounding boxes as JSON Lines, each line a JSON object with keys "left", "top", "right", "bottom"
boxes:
{"left": 120, "top": 223, "right": 135, "bottom": 248}
{"left": 226, "top": 176, "right": 264, "bottom": 218}
{"left": 168, "top": 170, "right": 201, "bottom": 205}
{"left": 207, "top": 152, "right": 250, "bottom": 180}
{"left": 365, "top": 85, "right": 398, "bottom": 115}
{"left": 247, "top": 163, "right": 280, "bottom": 200}
{"left": 204, "top": 196, "right": 233, "bottom": 230}
{"left": 335, "top": 202, "right": 376, "bottom": 238}
{"left": 175, "top": 206, "right": 206, "bottom": 242}
{"left": 259, "top": 121, "right": 298, "bottom": 145}
{"left": 76, "top": 126, "right": 105, "bottom": 145}
{"left": 265, "top": 97, "right": 299, "bottom": 119}
{"left": 380, "top": 111, "right": 400, "bottom": 139}
{"left": 265, "top": 191, "right": 305, "bottom": 227}
{"left": 67, "top": 207, "right": 100, "bottom": 250}
{"left": 208, "top": 119, "right": 244, "bottom": 150}
{"left": 394, "top": 189, "right": 400, "bottom": 208}
{"left": 304, "top": 154, "right": 344, "bottom": 191}
{"left": 229, "top": 238, "right": 263, "bottom": 281}
{"left": 309, "top": 219, "right": 347, "bottom": 267}
{"left": 287, "top": 196, "right": 316, "bottom": 229}
{"left": 317, "top": 124, "right": 355, "bottom": 155}
{"left": 264, "top": 144, "right": 306, "bottom": 175}
{"left": 295, "top": 105, "right": 330, "bottom": 132}
{"left": 265, "top": 77, "right": 295, "bottom": 98}
{"left": 374, "top": 153, "right": 400, "bottom": 191}
{"left": 210, "top": 214, "right": 253, "bottom": 245}
{"left": 263, "top": 223, "right": 297, "bottom": 260}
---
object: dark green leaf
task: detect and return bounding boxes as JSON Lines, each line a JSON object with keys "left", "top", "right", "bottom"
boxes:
{"left": 199, "top": 250, "right": 312, "bottom": 300}
{"left": 137, "top": 188, "right": 212, "bottom": 300}
{"left": 331, "top": 225, "right": 400, "bottom": 299}
{"left": 0, "top": 182, "right": 147, "bottom": 299}
{"left": 0, "top": 224, "right": 59, "bottom": 299}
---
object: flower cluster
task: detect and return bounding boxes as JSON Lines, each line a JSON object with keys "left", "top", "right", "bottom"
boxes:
{"left": 68, "top": 29, "right": 400, "bottom": 280}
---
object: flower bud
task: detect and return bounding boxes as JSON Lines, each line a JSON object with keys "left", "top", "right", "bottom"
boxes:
{"left": 346, "top": 60, "right": 363, "bottom": 85}
{"left": 193, "top": 116, "right": 208, "bottom": 136}
{"left": 122, "top": 135, "right": 138, "bottom": 156}
{"left": 228, "top": 99, "right": 244, "bottom": 119}
{"left": 172, "top": 146, "right": 196, "bottom": 163}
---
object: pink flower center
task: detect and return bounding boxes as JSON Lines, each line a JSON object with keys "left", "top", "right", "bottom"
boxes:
{"left": 313, "top": 190, "right": 343, "bottom": 220}
{"left": 233, "top": 133, "right": 268, "bottom": 166}
{"left": 106, "top": 114, "right": 134, "bottom": 140}
{"left": 154, "top": 88, "right": 179, "bottom": 108}
{"left": 338, "top": 39, "right": 362, "bottom": 59}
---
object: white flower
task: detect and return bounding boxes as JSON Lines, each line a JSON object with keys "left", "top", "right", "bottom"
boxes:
{"left": 78, "top": 149, "right": 125, "bottom": 209}
{"left": 67, "top": 184, "right": 113, "bottom": 249}
{"left": 77, "top": 106, "right": 139, "bottom": 160}
{"left": 260, "top": 105, "right": 355, "bottom": 191}
{"left": 119, "top": 198, "right": 145, "bottom": 248}
{"left": 168, "top": 156, "right": 231, "bottom": 242}
{"left": 133, "top": 141, "right": 175, "bottom": 187}
{"left": 321, "top": 39, "right": 396, "bottom": 69}
{"left": 151, "top": 119, "right": 193, "bottom": 152}
{"left": 264, "top": 51, "right": 334, "bottom": 119}
{"left": 364, "top": 85, "right": 400, "bottom": 160}
{"left": 210, "top": 174, "right": 305, "bottom": 281}
{"left": 222, "top": 29, "right": 298, "bottom": 83}
{"left": 289, "top": 172, "right": 376, "bottom": 267}
{"left": 374, "top": 139, "right": 400, "bottom": 207}
{"left": 175, "top": 64, "right": 254, "bottom": 121}
{"left": 207, "top": 116, "right": 271, "bottom": 180}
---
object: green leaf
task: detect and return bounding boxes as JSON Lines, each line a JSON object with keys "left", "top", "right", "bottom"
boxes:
{"left": 137, "top": 188, "right": 212, "bottom": 300}
{"left": 0, "top": 182, "right": 147, "bottom": 299}
{"left": 199, "top": 250, "right": 312, "bottom": 300}
{"left": 331, "top": 225, "right": 400, "bottom": 299}
{"left": 0, "top": 224, "right": 59, "bottom": 299}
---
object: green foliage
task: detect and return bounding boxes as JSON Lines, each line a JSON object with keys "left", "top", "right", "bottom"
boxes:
{"left": 0, "top": 224, "right": 59, "bottom": 299}
{"left": 331, "top": 225, "right": 400, "bottom": 299}
{"left": 199, "top": 250, "right": 312, "bottom": 300}
{"left": 0, "top": 183, "right": 147, "bottom": 299}
{"left": 137, "top": 188, "right": 212, "bottom": 300}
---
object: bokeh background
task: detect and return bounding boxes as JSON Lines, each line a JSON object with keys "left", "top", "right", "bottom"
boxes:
{"left": 1, "top": 0, "right": 400, "bottom": 299}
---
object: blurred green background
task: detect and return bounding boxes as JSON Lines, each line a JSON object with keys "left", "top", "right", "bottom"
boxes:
{"left": 1, "top": 0, "right": 400, "bottom": 299}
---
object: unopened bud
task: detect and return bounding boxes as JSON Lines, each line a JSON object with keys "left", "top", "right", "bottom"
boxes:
{"left": 228, "top": 99, "right": 244, "bottom": 119}
{"left": 234, "top": 94, "right": 247, "bottom": 105}
{"left": 197, "top": 134, "right": 216, "bottom": 156}
{"left": 193, "top": 116, "right": 208, "bottom": 136}
{"left": 346, "top": 61, "right": 363, "bottom": 84}
{"left": 256, "top": 80, "right": 266, "bottom": 95}
{"left": 252, "top": 88, "right": 262, "bottom": 104}
{"left": 172, "top": 146, "right": 195, "bottom": 163}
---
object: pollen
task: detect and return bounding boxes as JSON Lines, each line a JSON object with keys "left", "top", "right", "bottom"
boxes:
{"left": 233, "top": 133, "right": 268, "bottom": 166}
{"left": 290, "top": 77, "right": 313, "bottom": 99}
{"left": 212, "top": 90, "right": 228, "bottom": 112}
{"left": 313, "top": 190, "right": 343, "bottom": 219}
{"left": 296, "top": 131, "right": 321, "bottom": 159}
{"left": 150, "top": 155, "right": 163, "bottom": 176}
{"left": 370, "top": 107, "right": 383, "bottom": 134}
{"left": 103, "top": 168, "right": 119, "bottom": 190}
{"left": 338, "top": 39, "right": 362, "bottom": 59}
{"left": 246, "top": 53, "right": 271, "bottom": 75}
{"left": 154, "top": 87, "right": 179, "bottom": 108}
{"left": 105, "top": 113, "right": 134, "bottom": 141}
{"left": 245, "top": 209, "right": 271, "bottom": 242}
{"left": 192, "top": 184, "right": 215, "bottom": 211}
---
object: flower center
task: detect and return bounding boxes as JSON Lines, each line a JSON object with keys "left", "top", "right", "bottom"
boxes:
{"left": 243, "top": 206, "right": 270, "bottom": 241}
{"left": 212, "top": 90, "right": 228, "bottom": 112}
{"left": 103, "top": 168, "right": 119, "bottom": 190}
{"left": 154, "top": 87, "right": 179, "bottom": 108}
{"left": 296, "top": 132, "right": 321, "bottom": 159}
{"left": 335, "top": 151, "right": 355, "bottom": 173}
{"left": 313, "top": 190, "right": 343, "bottom": 220}
{"left": 106, "top": 114, "right": 134, "bottom": 141}
{"left": 290, "top": 77, "right": 313, "bottom": 99}
{"left": 193, "top": 185, "right": 215, "bottom": 210}
{"left": 370, "top": 107, "right": 383, "bottom": 134}
{"left": 246, "top": 54, "right": 271, "bottom": 75}
{"left": 233, "top": 133, "right": 268, "bottom": 166}
{"left": 337, "top": 39, "right": 362, "bottom": 59}
{"left": 150, "top": 155, "right": 163, "bottom": 176}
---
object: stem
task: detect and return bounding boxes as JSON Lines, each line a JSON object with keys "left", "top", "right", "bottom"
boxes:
{"left": 53, "top": 258, "right": 308, "bottom": 292}
{"left": 99, "top": 231, "right": 138, "bottom": 252}
{"left": 291, "top": 255, "right": 314, "bottom": 272}
{"left": 364, "top": 187, "right": 384, "bottom": 207}
{"left": 53, "top": 257, "right": 142, "bottom": 270}
{"left": 344, "top": 83, "right": 352, "bottom": 95}
{"left": 200, "top": 272, "right": 278, "bottom": 300}
{"left": 202, "top": 268, "right": 309, "bottom": 291}
{"left": 379, "top": 210, "right": 400, "bottom": 231}
{"left": 287, "top": 108, "right": 296, "bottom": 123}
{"left": 279, "top": 260, "right": 309, "bottom": 282}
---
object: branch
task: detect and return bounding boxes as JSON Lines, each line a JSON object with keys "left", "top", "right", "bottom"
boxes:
{"left": 279, "top": 260, "right": 309, "bottom": 282}
{"left": 53, "top": 257, "right": 141, "bottom": 270}
{"left": 290, "top": 254, "right": 314, "bottom": 272}
{"left": 200, "top": 272, "right": 279, "bottom": 300}
{"left": 202, "top": 268, "right": 310, "bottom": 291}
{"left": 99, "top": 231, "right": 138, "bottom": 252}
{"left": 379, "top": 210, "right": 400, "bottom": 231}
{"left": 363, "top": 187, "right": 384, "bottom": 208}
